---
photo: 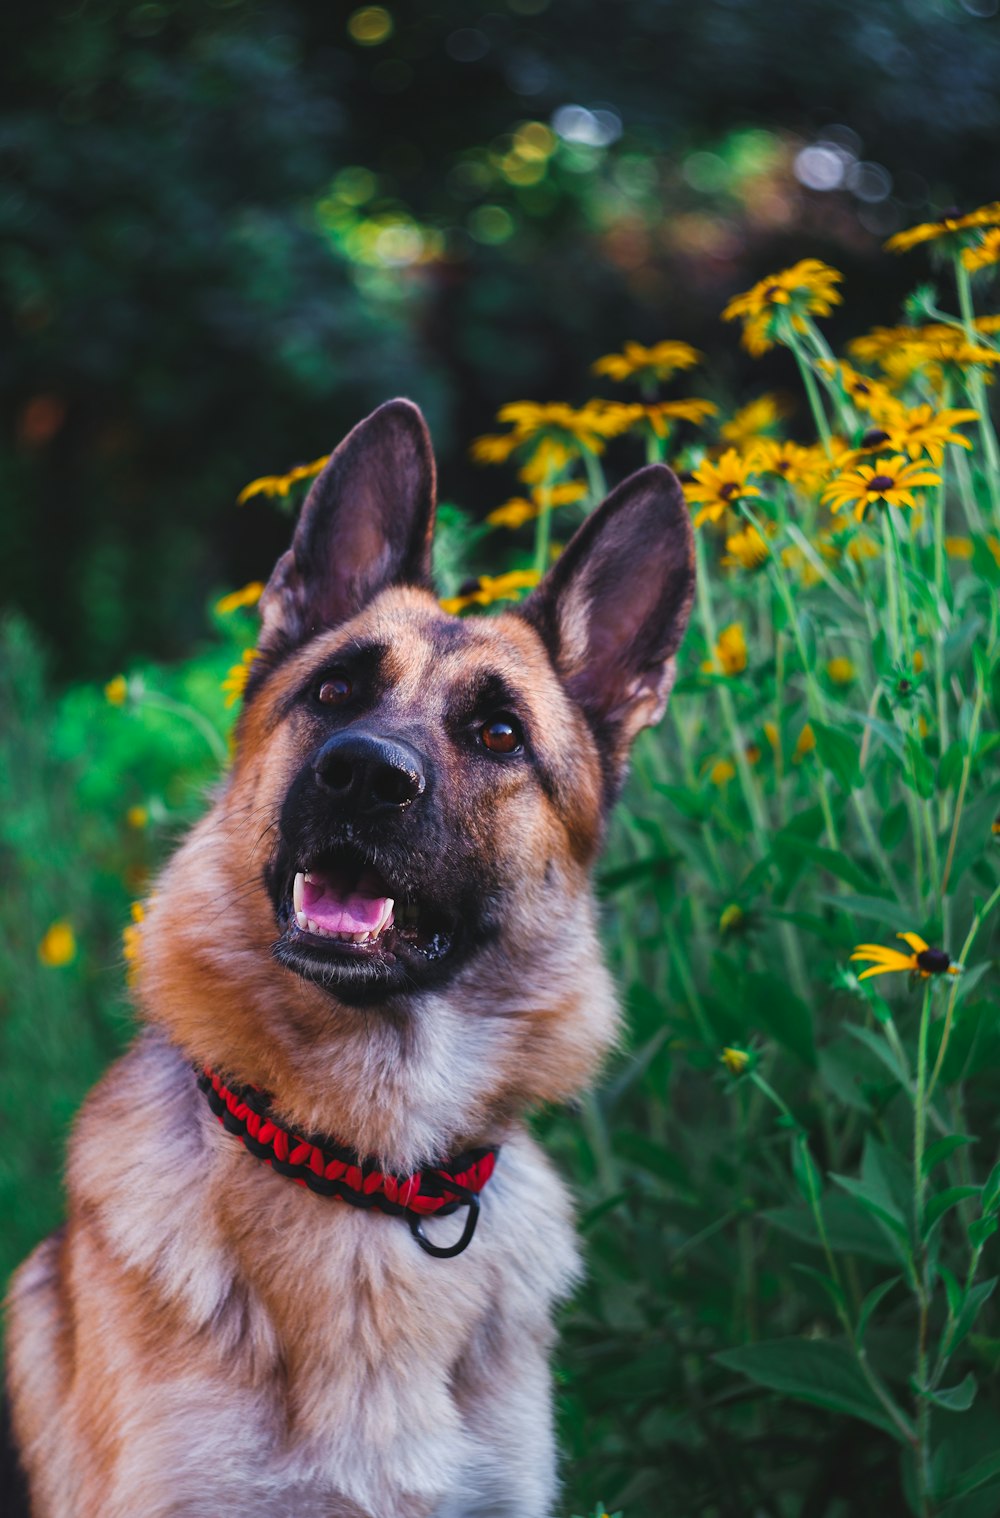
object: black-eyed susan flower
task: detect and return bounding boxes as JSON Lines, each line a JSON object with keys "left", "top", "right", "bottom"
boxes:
{"left": 485, "top": 481, "right": 587, "bottom": 530}
{"left": 822, "top": 455, "right": 941, "bottom": 523}
{"left": 440, "top": 569, "right": 540, "bottom": 615}
{"left": 722, "top": 522, "right": 770, "bottom": 572}
{"left": 592, "top": 339, "right": 702, "bottom": 385}
{"left": 626, "top": 398, "right": 719, "bottom": 439}
{"left": 945, "top": 536, "right": 974, "bottom": 560}
{"left": 126, "top": 805, "right": 149, "bottom": 830}
{"left": 221, "top": 648, "right": 258, "bottom": 707}
{"left": 723, "top": 260, "right": 843, "bottom": 355}
{"left": 684, "top": 449, "right": 762, "bottom": 526}
{"left": 713, "top": 622, "right": 747, "bottom": 675}
{"left": 748, "top": 438, "right": 828, "bottom": 491}
{"left": 237, "top": 456, "right": 329, "bottom": 505}
{"left": 884, "top": 202, "right": 1000, "bottom": 256}
{"left": 471, "top": 400, "right": 631, "bottom": 470}
{"left": 719, "top": 393, "right": 788, "bottom": 446}
{"left": 216, "top": 582, "right": 264, "bottom": 616}
{"left": 963, "top": 227, "right": 1000, "bottom": 273}
{"left": 850, "top": 933, "right": 962, "bottom": 982}
{"left": 105, "top": 674, "right": 128, "bottom": 706}
{"left": 38, "top": 920, "right": 76, "bottom": 968}
{"left": 883, "top": 404, "right": 979, "bottom": 466}
{"left": 817, "top": 360, "right": 900, "bottom": 423}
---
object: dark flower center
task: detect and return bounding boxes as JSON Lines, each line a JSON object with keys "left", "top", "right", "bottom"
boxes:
{"left": 763, "top": 284, "right": 781, "bottom": 298}
{"left": 719, "top": 482, "right": 739, "bottom": 500}
{"left": 917, "top": 946, "right": 952, "bottom": 975}
{"left": 868, "top": 474, "right": 895, "bottom": 491}
{"left": 862, "top": 429, "right": 890, "bottom": 448}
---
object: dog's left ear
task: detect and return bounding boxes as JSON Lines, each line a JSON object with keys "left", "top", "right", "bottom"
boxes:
{"left": 519, "top": 463, "right": 695, "bottom": 780}
{"left": 258, "top": 399, "right": 436, "bottom": 654}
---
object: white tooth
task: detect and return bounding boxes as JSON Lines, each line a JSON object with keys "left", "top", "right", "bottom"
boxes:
{"left": 295, "top": 909, "right": 308, "bottom": 930}
{"left": 304, "top": 871, "right": 317, "bottom": 884}
{"left": 307, "top": 917, "right": 322, "bottom": 935}
{"left": 352, "top": 932, "right": 368, "bottom": 944}
{"left": 374, "top": 898, "right": 395, "bottom": 937}
{"left": 293, "top": 873, "right": 305, "bottom": 915}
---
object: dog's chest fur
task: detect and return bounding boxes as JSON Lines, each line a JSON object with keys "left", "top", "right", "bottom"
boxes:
{"left": 12, "top": 1033, "right": 579, "bottom": 1518}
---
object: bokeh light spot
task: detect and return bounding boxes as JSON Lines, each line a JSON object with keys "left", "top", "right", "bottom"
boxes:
{"left": 347, "top": 6, "right": 393, "bottom": 45}
{"left": 468, "top": 205, "right": 515, "bottom": 244}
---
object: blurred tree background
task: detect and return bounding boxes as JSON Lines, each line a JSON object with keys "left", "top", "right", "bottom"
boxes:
{"left": 4, "top": 0, "right": 1000, "bottom": 678}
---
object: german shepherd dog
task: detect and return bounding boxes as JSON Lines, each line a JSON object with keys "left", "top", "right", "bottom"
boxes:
{"left": 6, "top": 401, "right": 694, "bottom": 1517}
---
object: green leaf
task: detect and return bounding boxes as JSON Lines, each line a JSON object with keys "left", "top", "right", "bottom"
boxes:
{"left": 945, "top": 1448, "right": 1000, "bottom": 1501}
{"left": 843, "top": 1022, "right": 910, "bottom": 1087}
{"left": 831, "top": 1173, "right": 909, "bottom": 1239}
{"left": 919, "top": 1372, "right": 977, "bottom": 1413}
{"left": 981, "top": 1161, "right": 1000, "bottom": 1215}
{"left": 810, "top": 719, "right": 862, "bottom": 791}
{"left": 922, "top": 1135, "right": 977, "bottom": 1177}
{"left": 820, "top": 893, "right": 918, "bottom": 933}
{"left": 969, "top": 1215, "right": 998, "bottom": 1252}
{"left": 943, "top": 613, "right": 985, "bottom": 672}
{"left": 938, "top": 740, "right": 965, "bottom": 794}
{"left": 715, "top": 1337, "right": 911, "bottom": 1441}
{"left": 879, "top": 801, "right": 909, "bottom": 852}
{"left": 857, "top": 1276, "right": 902, "bottom": 1347}
{"left": 743, "top": 970, "right": 816, "bottom": 1067}
{"left": 923, "top": 1187, "right": 980, "bottom": 1239}
{"left": 772, "top": 832, "right": 880, "bottom": 894}
{"left": 792, "top": 1263, "right": 847, "bottom": 1316}
{"left": 942, "top": 1277, "right": 998, "bottom": 1362}
{"left": 763, "top": 1196, "right": 900, "bottom": 1264}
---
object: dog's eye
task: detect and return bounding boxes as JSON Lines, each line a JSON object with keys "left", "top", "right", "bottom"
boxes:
{"left": 317, "top": 673, "right": 352, "bottom": 706}
{"left": 479, "top": 716, "right": 523, "bottom": 755}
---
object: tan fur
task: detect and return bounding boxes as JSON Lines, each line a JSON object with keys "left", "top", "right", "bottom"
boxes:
{"left": 7, "top": 403, "right": 691, "bottom": 1516}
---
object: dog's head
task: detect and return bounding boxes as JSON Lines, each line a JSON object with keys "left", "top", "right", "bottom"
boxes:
{"left": 140, "top": 400, "right": 693, "bottom": 1159}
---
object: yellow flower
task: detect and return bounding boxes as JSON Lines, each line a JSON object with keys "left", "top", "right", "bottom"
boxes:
{"left": 126, "top": 805, "right": 149, "bottom": 830}
{"left": 945, "top": 536, "right": 974, "bottom": 560}
{"left": 715, "top": 623, "right": 747, "bottom": 675}
{"left": 123, "top": 900, "right": 146, "bottom": 986}
{"left": 684, "top": 449, "right": 762, "bottom": 526}
{"left": 720, "top": 393, "right": 787, "bottom": 446}
{"left": 817, "top": 361, "right": 900, "bottom": 423}
{"left": 793, "top": 723, "right": 816, "bottom": 762}
{"left": 722, "top": 523, "right": 770, "bottom": 572}
{"left": 592, "top": 339, "right": 702, "bottom": 384}
{"left": 719, "top": 904, "right": 745, "bottom": 935}
{"left": 850, "top": 932, "right": 962, "bottom": 982}
{"left": 440, "top": 569, "right": 541, "bottom": 615}
{"left": 763, "top": 720, "right": 780, "bottom": 753}
{"left": 222, "top": 648, "right": 258, "bottom": 707}
{"left": 882, "top": 405, "right": 978, "bottom": 466}
{"left": 822, "top": 455, "right": 941, "bottom": 523}
{"left": 625, "top": 398, "right": 719, "bottom": 438}
{"left": 722, "top": 260, "right": 843, "bottom": 355}
{"left": 720, "top": 1046, "right": 751, "bottom": 1075}
{"left": 485, "top": 481, "right": 587, "bottom": 529}
{"left": 105, "top": 674, "right": 128, "bottom": 706}
{"left": 963, "top": 228, "right": 1000, "bottom": 273}
{"left": 472, "top": 400, "right": 631, "bottom": 472}
{"left": 216, "top": 582, "right": 265, "bottom": 615}
{"left": 237, "top": 456, "right": 329, "bottom": 505}
{"left": 826, "top": 657, "right": 856, "bottom": 685}
{"left": 709, "top": 757, "right": 736, "bottom": 787}
{"left": 748, "top": 439, "right": 828, "bottom": 490}
{"left": 884, "top": 202, "right": 1000, "bottom": 255}
{"left": 38, "top": 920, "right": 76, "bottom": 968}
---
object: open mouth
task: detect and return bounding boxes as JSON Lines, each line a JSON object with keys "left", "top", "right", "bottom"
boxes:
{"left": 272, "top": 848, "right": 457, "bottom": 999}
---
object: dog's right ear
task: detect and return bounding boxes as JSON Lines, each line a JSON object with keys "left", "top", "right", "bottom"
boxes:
{"left": 257, "top": 399, "right": 436, "bottom": 656}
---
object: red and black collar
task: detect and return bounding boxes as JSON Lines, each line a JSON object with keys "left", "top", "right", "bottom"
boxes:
{"left": 197, "top": 1067, "right": 497, "bottom": 1258}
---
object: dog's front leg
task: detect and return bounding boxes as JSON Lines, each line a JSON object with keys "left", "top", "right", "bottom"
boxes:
{"left": 434, "top": 1309, "right": 560, "bottom": 1518}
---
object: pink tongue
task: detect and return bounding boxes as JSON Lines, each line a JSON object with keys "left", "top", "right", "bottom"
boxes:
{"left": 302, "top": 876, "right": 391, "bottom": 935}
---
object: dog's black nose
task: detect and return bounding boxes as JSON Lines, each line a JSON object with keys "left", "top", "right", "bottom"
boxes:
{"left": 312, "top": 732, "right": 426, "bottom": 813}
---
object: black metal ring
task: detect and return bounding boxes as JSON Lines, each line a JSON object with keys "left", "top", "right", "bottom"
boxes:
{"left": 408, "top": 1194, "right": 480, "bottom": 1258}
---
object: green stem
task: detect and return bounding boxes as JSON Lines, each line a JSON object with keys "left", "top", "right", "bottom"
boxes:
{"left": 913, "top": 981, "right": 934, "bottom": 1517}
{"left": 955, "top": 255, "right": 1000, "bottom": 523}
{"left": 788, "top": 335, "right": 834, "bottom": 458}
{"left": 927, "top": 879, "right": 1000, "bottom": 1100}
{"left": 941, "top": 671, "right": 986, "bottom": 897}
{"left": 532, "top": 467, "right": 556, "bottom": 578}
